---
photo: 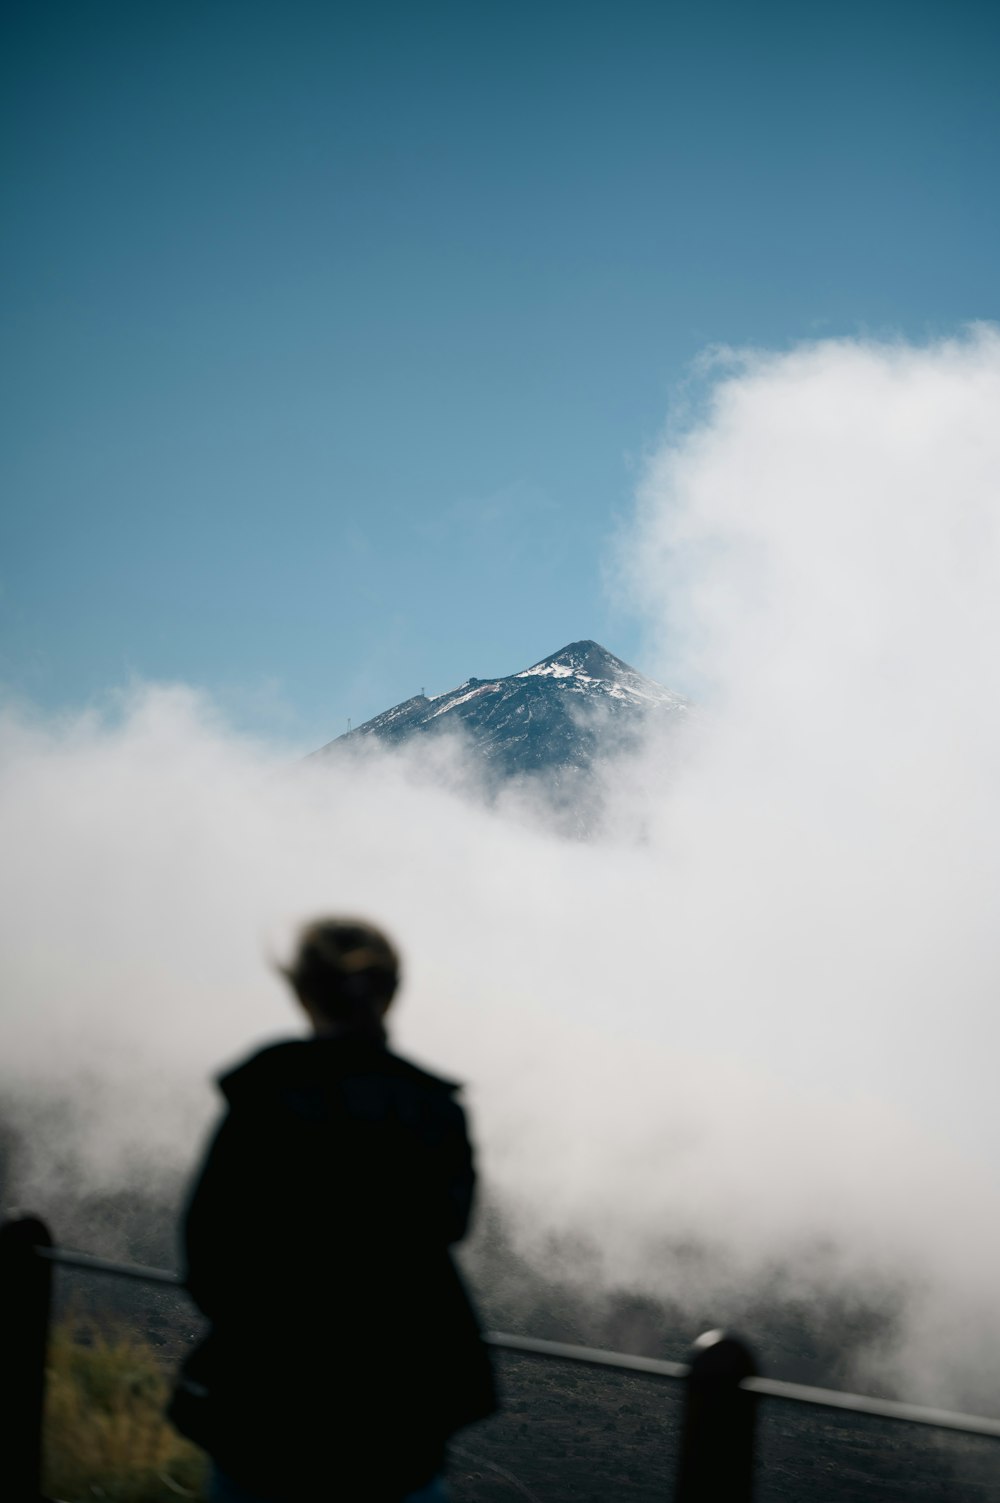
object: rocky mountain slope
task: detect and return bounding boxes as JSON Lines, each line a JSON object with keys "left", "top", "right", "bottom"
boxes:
{"left": 314, "top": 639, "right": 691, "bottom": 782}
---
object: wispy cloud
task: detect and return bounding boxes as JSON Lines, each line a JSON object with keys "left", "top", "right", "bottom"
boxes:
{"left": 3, "top": 329, "right": 1000, "bottom": 1408}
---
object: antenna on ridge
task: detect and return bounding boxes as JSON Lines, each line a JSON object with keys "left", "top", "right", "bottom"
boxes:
{"left": 421, "top": 686, "right": 425, "bottom": 696}
{"left": 347, "top": 717, "right": 352, "bottom": 732}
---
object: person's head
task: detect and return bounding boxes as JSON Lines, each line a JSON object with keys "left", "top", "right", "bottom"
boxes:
{"left": 281, "top": 917, "right": 401, "bottom": 1039}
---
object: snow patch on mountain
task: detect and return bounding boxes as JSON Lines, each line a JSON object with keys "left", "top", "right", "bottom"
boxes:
{"left": 314, "top": 641, "right": 691, "bottom": 806}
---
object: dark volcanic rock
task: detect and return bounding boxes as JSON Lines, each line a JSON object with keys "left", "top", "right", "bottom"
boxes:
{"left": 314, "top": 640, "right": 691, "bottom": 783}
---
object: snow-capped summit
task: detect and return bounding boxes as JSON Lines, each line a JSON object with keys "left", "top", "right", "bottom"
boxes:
{"left": 514, "top": 640, "right": 683, "bottom": 707}
{"left": 314, "top": 640, "right": 690, "bottom": 784}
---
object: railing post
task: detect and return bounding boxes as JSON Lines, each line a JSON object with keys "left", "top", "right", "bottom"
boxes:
{"left": 676, "top": 1328, "right": 758, "bottom": 1502}
{"left": 0, "top": 1215, "right": 54, "bottom": 1503}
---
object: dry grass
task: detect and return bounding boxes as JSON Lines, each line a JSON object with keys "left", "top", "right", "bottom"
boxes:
{"left": 43, "top": 1316, "right": 208, "bottom": 1502}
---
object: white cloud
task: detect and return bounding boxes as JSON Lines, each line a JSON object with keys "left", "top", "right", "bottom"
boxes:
{"left": 3, "top": 328, "right": 1000, "bottom": 1409}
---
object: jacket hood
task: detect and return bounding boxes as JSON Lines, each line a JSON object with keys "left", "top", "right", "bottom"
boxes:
{"left": 218, "top": 1035, "right": 461, "bottom": 1106}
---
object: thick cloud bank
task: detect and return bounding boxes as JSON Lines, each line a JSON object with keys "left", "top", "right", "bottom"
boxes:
{"left": 3, "top": 330, "right": 999, "bottom": 1410}
{"left": 625, "top": 328, "right": 1000, "bottom": 1161}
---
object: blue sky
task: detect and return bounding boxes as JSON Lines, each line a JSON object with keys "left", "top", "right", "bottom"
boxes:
{"left": 3, "top": 0, "right": 997, "bottom": 747}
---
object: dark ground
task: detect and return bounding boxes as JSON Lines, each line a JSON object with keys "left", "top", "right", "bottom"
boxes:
{"left": 41, "top": 1269, "right": 1000, "bottom": 1503}
{"left": 451, "top": 1352, "right": 1000, "bottom": 1503}
{"left": 6, "top": 1110, "right": 1000, "bottom": 1502}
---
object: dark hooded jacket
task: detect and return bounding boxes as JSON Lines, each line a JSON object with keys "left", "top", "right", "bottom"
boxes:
{"left": 169, "top": 1035, "right": 497, "bottom": 1496}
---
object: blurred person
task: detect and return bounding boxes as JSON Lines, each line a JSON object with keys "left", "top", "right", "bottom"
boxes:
{"left": 170, "top": 917, "right": 497, "bottom": 1503}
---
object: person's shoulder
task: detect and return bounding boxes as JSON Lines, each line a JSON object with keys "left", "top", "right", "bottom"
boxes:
{"left": 216, "top": 1037, "right": 314, "bottom": 1104}
{"left": 216, "top": 1036, "right": 463, "bottom": 1103}
{"left": 379, "top": 1047, "right": 463, "bottom": 1097}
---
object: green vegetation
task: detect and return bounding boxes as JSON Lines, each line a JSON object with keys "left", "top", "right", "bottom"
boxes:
{"left": 44, "top": 1318, "right": 208, "bottom": 1503}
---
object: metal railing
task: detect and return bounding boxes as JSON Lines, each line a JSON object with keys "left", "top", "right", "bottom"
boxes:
{"left": 3, "top": 1214, "right": 1000, "bottom": 1502}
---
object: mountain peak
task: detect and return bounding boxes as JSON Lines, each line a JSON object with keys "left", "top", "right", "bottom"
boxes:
{"left": 523, "top": 640, "right": 640, "bottom": 683}
{"left": 314, "top": 639, "right": 690, "bottom": 794}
